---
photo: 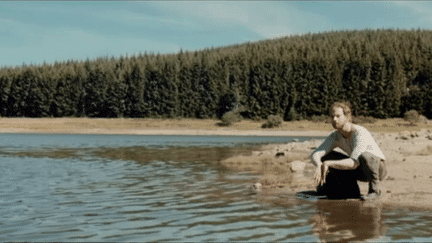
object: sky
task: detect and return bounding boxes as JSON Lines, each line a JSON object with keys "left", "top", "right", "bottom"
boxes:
{"left": 1, "top": 1, "right": 432, "bottom": 68}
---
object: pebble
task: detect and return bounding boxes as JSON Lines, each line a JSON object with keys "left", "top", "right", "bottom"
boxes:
{"left": 253, "top": 183, "right": 262, "bottom": 192}
{"left": 252, "top": 151, "right": 261, "bottom": 156}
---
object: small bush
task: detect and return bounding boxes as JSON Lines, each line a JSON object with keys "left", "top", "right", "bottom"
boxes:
{"left": 262, "top": 115, "right": 283, "bottom": 128}
{"left": 404, "top": 110, "right": 420, "bottom": 123}
{"left": 218, "top": 110, "right": 242, "bottom": 126}
{"left": 353, "top": 115, "right": 377, "bottom": 124}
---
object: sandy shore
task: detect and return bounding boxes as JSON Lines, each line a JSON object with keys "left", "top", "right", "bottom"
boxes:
{"left": 234, "top": 131, "right": 432, "bottom": 211}
{"left": 0, "top": 117, "right": 427, "bottom": 135}
{"left": 2, "top": 117, "right": 432, "bottom": 211}
{"left": 0, "top": 117, "right": 333, "bottom": 136}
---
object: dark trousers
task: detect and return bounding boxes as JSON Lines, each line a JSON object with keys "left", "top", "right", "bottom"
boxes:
{"left": 317, "top": 150, "right": 387, "bottom": 199}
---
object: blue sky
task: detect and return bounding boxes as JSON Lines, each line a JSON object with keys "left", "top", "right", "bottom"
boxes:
{"left": 1, "top": 1, "right": 432, "bottom": 68}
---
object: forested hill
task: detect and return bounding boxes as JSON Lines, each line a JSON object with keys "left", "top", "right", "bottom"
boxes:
{"left": 1, "top": 28, "right": 432, "bottom": 119}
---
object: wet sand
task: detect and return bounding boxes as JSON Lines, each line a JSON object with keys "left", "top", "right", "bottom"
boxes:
{"left": 2, "top": 117, "right": 432, "bottom": 210}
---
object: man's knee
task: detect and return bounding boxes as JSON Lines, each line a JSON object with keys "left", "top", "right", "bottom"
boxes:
{"left": 379, "top": 160, "right": 387, "bottom": 181}
{"left": 358, "top": 152, "right": 386, "bottom": 181}
{"left": 358, "top": 152, "right": 382, "bottom": 170}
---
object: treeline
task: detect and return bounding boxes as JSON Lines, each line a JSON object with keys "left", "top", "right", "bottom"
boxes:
{"left": 1, "top": 28, "right": 432, "bottom": 119}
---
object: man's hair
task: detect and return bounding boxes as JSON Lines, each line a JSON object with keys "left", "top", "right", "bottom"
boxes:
{"left": 330, "top": 101, "right": 352, "bottom": 122}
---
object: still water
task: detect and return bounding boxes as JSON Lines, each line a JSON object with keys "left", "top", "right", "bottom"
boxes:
{"left": 1, "top": 134, "right": 432, "bottom": 242}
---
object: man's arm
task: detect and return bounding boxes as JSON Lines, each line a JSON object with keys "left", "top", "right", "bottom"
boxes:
{"left": 316, "top": 157, "right": 359, "bottom": 186}
{"left": 311, "top": 150, "right": 326, "bottom": 167}
{"left": 311, "top": 131, "right": 358, "bottom": 186}
{"left": 310, "top": 132, "right": 337, "bottom": 167}
{"left": 311, "top": 150, "right": 327, "bottom": 186}
{"left": 311, "top": 134, "right": 337, "bottom": 186}
{"left": 324, "top": 158, "right": 359, "bottom": 170}
{"left": 311, "top": 150, "right": 359, "bottom": 185}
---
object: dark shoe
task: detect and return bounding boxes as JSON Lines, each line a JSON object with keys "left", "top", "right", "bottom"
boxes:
{"left": 362, "top": 191, "right": 380, "bottom": 201}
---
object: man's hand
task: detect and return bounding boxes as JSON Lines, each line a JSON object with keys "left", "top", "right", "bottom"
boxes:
{"left": 314, "top": 163, "right": 329, "bottom": 186}
{"left": 314, "top": 165, "right": 322, "bottom": 186}
{"left": 320, "top": 163, "right": 329, "bottom": 185}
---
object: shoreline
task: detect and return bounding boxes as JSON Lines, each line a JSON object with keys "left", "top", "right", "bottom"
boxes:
{"left": 226, "top": 129, "right": 432, "bottom": 212}
{"left": 3, "top": 117, "right": 432, "bottom": 211}
{"left": 0, "top": 117, "right": 427, "bottom": 136}
{"left": 0, "top": 128, "right": 331, "bottom": 137}
{"left": 0, "top": 117, "right": 332, "bottom": 136}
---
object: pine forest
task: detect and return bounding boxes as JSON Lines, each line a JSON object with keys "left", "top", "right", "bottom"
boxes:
{"left": 1, "top": 28, "right": 431, "bottom": 120}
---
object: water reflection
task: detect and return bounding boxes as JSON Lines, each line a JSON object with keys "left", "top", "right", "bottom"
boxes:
{"left": 91, "top": 146, "right": 255, "bottom": 167}
{"left": 2, "top": 134, "right": 432, "bottom": 241}
{"left": 0, "top": 133, "right": 322, "bottom": 150}
{"left": 252, "top": 191, "right": 389, "bottom": 242}
{"left": 310, "top": 200, "right": 387, "bottom": 242}
{"left": 0, "top": 145, "right": 261, "bottom": 171}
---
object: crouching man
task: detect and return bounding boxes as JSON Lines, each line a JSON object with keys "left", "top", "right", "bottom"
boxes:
{"left": 311, "top": 102, "right": 387, "bottom": 200}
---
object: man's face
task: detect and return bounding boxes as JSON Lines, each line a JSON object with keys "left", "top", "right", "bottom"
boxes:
{"left": 331, "top": 107, "right": 348, "bottom": 130}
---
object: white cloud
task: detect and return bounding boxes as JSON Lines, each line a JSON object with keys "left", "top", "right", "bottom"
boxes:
{"left": 90, "top": 8, "right": 199, "bottom": 30}
{"left": 0, "top": 17, "right": 47, "bottom": 46}
{"left": 153, "top": 2, "right": 329, "bottom": 40}
{"left": 391, "top": 1, "right": 432, "bottom": 26}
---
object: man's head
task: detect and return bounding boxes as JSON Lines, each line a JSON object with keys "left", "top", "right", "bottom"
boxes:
{"left": 330, "top": 102, "right": 352, "bottom": 130}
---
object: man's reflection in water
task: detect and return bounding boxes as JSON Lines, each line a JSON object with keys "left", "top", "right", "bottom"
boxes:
{"left": 309, "top": 200, "right": 388, "bottom": 242}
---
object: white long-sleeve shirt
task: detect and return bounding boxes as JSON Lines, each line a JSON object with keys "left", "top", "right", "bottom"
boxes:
{"left": 314, "top": 124, "right": 386, "bottom": 162}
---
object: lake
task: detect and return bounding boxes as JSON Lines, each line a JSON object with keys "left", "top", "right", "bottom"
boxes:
{"left": 0, "top": 134, "right": 431, "bottom": 242}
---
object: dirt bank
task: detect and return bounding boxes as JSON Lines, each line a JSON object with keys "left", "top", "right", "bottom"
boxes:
{"left": 0, "top": 117, "right": 429, "bottom": 135}
{"left": 223, "top": 129, "right": 432, "bottom": 211}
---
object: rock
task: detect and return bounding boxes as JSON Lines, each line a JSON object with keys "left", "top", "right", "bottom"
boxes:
{"left": 252, "top": 151, "right": 261, "bottom": 156}
{"left": 253, "top": 183, "right": 262, "bottom": 192}
{"left": 290, "top": 161, "right": 306, "bottom": 172}
{"left": 275, "top": 152, "right": 285, "bottom": 157}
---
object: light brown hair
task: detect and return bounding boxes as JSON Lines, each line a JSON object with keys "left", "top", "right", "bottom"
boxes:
{"left": 330, "top": 101, "right": 352, "bottom": 122}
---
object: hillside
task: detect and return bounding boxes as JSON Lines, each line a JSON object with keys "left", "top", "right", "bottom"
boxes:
{"left": 0, "top": 28, "right": 432, "bottom": 119}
